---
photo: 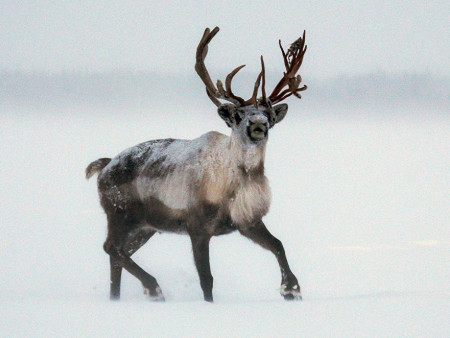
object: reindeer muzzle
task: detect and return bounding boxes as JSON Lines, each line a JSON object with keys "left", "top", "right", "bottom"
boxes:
{"left": 248, "top": 123, "right": 268, "bottom": 141}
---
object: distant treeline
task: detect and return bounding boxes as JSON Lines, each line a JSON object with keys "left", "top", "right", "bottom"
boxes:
{"left": 1, "top": 70, "right": 448, "bottom": 109}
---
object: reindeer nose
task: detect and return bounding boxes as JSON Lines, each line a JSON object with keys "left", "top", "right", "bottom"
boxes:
{"left": 249, "top": 121, "right": 268, "bottom": 140}
{"left": 249, "top": 119, "right": 268, "bottom": 128}
{"left": 249, "top": 121, "right": 267, "bottom": 131}
{"left": 249, "top": 117, "right": 268, "bottom": 125}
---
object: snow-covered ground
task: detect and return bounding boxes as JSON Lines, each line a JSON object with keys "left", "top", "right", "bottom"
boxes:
{"left": 1, "top": 99, "right": 449, "bottom": 337}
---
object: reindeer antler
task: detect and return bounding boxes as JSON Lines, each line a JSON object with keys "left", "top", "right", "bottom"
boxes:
{"left": 266, "top": 31, "right": 308, "bottom": 104}
{"left": 195, "top": 27, "right": 264, "bottom": 107}
{"left": 195, "top": 27, "right": 307, "bottom": 107}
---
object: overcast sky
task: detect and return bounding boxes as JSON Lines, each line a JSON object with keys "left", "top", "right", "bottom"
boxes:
{"left": 1, "top": 1, "right": 449, "bottom": 79}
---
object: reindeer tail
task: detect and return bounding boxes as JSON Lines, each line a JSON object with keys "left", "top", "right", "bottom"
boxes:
{"left": 85, "top": 158, "right": 111, "bottom": 179}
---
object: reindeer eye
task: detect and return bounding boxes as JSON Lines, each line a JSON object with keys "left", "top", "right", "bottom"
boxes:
{"left": 234, "top": 113, "right": 242, "bottom": 125}
{"left": 263, "top": 111, "right": 271, "bottom": 120}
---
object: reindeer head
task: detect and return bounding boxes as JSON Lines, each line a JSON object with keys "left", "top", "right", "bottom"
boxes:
{"left": 195, "top": 27, "right": 307, "bottom": 144}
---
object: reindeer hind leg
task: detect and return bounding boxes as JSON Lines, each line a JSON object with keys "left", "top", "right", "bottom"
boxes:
{"left": 104, "top": 219, "right": 164, "bottom": 301}
{"left": 124, "top": 228, "right": 157, "bottom": 256}
{"left": 108, "top": 253, "right": 122, "bottom": 300}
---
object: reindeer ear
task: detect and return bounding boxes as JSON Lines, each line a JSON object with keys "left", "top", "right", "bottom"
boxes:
{"left": 217, "top": 104, "right": 237, "bottom": 127}
{"left": 273, "top": 103, "right": 288, "bottom": 125}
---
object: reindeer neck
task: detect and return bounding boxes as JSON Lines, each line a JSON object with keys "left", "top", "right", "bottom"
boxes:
{"left": 228, "top": 131, "right": 266, "bottom": 175}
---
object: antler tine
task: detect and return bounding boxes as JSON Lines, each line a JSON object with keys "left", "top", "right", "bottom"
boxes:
{"left": 206, "top": 87, "right": 221, "bottom": 107}
{"left": 260, "top": 56, "right": 267, "bottom": 104}
{"left": 294, "top": 74, "right": 302, "bottom": 88}
{"left": 243, "top": 70, "right": 263, "bottom": 107}
{"left": 195, "top": 27, "right": 220, "bottom": 97}
{"left": 279, "top": 40, "right": 289, "bottom": 71}
{"left": 216, "top": 80, "right": 226, "bottom": 97}
{"left": 225, "top": 65, "right": 246, "bottom": 104}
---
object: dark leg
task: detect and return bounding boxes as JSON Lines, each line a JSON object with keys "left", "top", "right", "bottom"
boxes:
{"left": 109, "top": 230, "right": 155, "bottom": 300}
{"left": 189, "top": 233, "right": 214, "bottom": 302}
{"left": 239, "top": 220, "right": 301, "bottom": 300}
{"left": 124, "top": 229, "right": 157, "bottom": 256}
{"left": 104, "top": 228, "right": 164, "bottom": 301}
{"left": 109, "top": 255, "right": 122, "bottom": 300}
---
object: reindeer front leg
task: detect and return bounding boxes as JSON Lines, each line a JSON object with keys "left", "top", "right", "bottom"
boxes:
{"left": 239, "top": 220, "right": 301, "bottom": 300}
{"left": 189, "top": 232, "right": 214, "bottom": 302}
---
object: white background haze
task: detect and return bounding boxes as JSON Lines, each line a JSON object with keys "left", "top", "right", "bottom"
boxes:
{"left": 1, "top": 1, "right": 449, "bottom": 337}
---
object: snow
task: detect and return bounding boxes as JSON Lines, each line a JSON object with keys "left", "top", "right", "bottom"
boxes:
{"left": 0, "top": 97, "right": 449, "bottom": 336}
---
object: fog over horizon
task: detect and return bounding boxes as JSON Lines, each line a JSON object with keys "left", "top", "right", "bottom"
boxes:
{"left": 2, "top": 70, "right": 448, "bottom": 115}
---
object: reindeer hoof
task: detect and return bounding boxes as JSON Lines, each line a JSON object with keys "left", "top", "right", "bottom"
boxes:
{"left": 280, "top": 283, "right": 302, "bottom": 301}
{"left": 283, "top": 293, "right": 302, "bottom": 301}
{"left": 144, "top": 286, "right": 165, "bottom": 302}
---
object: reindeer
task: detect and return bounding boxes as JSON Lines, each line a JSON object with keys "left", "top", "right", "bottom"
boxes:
{"left": 86, "top": 27, "right": 307, "bottom": 302}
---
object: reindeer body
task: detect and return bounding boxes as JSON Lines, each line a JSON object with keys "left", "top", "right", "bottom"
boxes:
{"left": 87, "top": 26, "right": 307, "bottom": 302}
{"left": 95, "top": 130, "right": 270, "bottom": 236}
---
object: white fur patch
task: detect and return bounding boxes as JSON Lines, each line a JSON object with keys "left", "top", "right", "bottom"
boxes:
{"left": 138, "top": 169, "right": 193, "bottom": 210}
{"left": 134, "top": 130, "right": 271, "bottom": 222}
{"left": 229, "top": 177, "right": 271, "bottom": 225}
{"left": 135, "top": 133, "right": 218, "bottom": 210}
